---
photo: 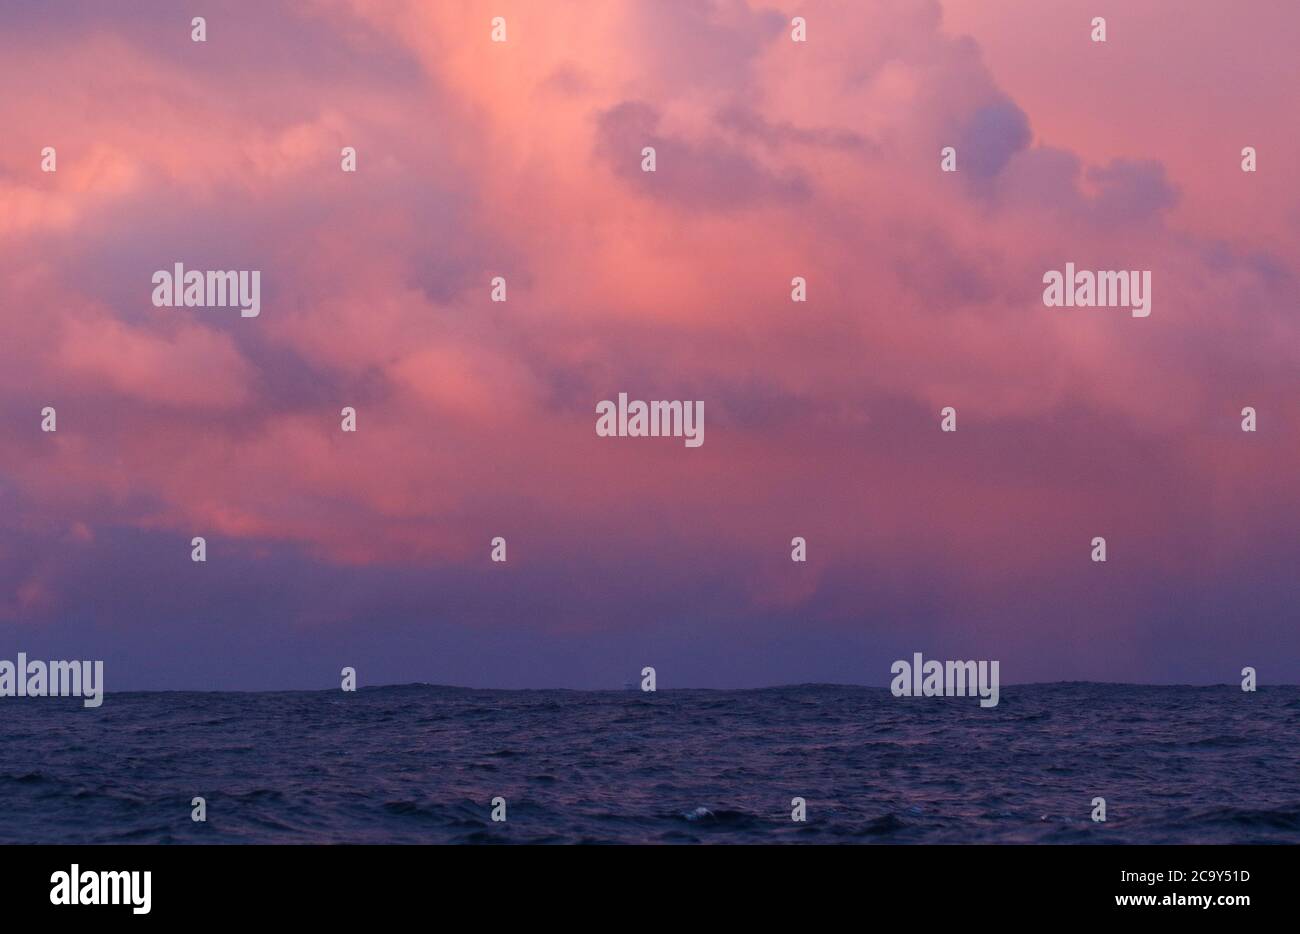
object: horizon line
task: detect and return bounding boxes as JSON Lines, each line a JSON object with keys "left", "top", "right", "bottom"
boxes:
{"left": 16, "top": 678, "right": 1294, "bottom": 697}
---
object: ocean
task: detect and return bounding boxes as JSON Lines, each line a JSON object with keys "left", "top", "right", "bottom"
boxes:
{"left": 2, "top": 683, "right": 1296, "bottom": 844}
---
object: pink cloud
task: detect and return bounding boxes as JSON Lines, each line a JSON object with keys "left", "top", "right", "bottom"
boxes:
{"left": 0, "top": 1, "right": 1295, "bottom": 685}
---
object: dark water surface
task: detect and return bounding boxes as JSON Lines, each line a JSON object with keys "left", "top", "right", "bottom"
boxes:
{"left": 2, "top": 683, "right": 1297, "bottom": 844}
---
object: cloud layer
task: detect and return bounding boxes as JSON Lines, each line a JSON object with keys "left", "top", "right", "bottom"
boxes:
{"left": 1, "top": 1, "right": 1296, "bottom": 689}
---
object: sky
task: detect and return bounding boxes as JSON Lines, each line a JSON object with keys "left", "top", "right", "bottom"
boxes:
{"left": 0, "top": 1, "right": 1297, "bottom": 691}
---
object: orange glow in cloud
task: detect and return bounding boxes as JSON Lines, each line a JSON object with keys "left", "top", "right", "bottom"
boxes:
{"left": 0, "top": 1, "right": 1296, "bottom": 686}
